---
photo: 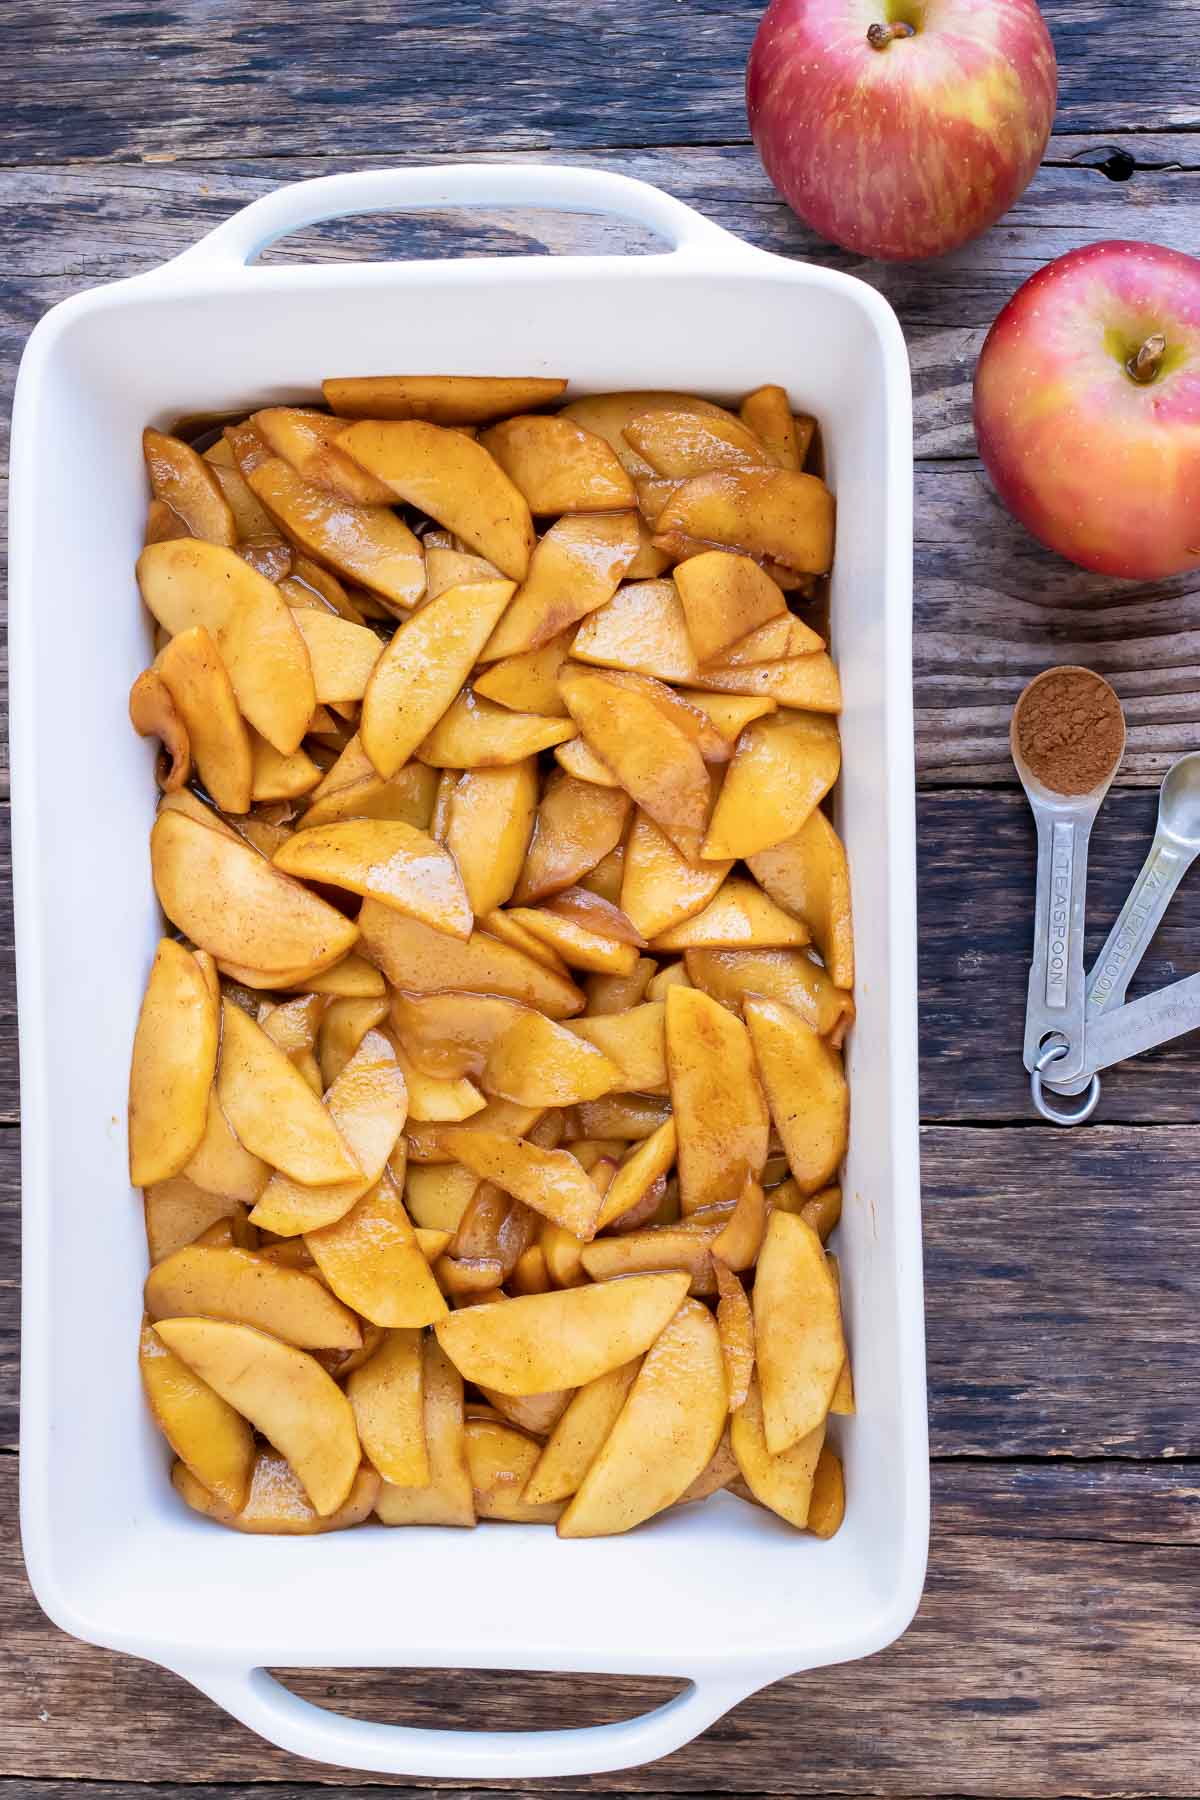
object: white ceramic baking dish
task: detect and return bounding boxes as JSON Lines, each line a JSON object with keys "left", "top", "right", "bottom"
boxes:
{"left": 11, "top": 164, "right": 926, "bottom": 1781}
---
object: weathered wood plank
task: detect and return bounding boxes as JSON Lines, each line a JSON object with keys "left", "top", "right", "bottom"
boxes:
{"left": 3, "top": 0, "right": 1198, "bottom": 169}
{"left": 2, "top": 1458, "right": 1197, "bottom": 1791}
{"left": 918, "top": 788, "right": 1200, "bottom": 1120}
{"left": 2, "top": 1117, "right": 1197, "bottom": 1456}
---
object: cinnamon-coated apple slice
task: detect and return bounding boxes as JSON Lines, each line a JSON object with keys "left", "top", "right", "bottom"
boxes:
{"left": 128, "top": 940, "right": 219, "bottom": 1187}
{"left": 217, "top": 1000, "right": 361, "bottom": 1188}
{"left": 480, "top": 511, "right": 641, "bottom": 661}
{"left": 139, "top": 1318, "right": 254, "bottom": 1512}
{"left": 743, "top": 994, "right": 848, "bottom": 1196}
{"left": 478, "top": 415, "right": 636, "bottom": 515}
{"left": 172, "top": 1450, "right": 380, "bottom": 1535}
{"left": 154, "top": 1317, "right": 361, "bottom": 1516}
{"left": 435, "top": 1270, "right": 690, "bottom": 1397}
{"left": 655, "top": 468, "right": 835, "bottom": 574}
{"left": 155, "top": 625, "right": 253, "bottom": 814}
{"left": 143, "top": 429, "right": 236, "bottom": 546}
{"left": 702, "top": 710, "right": 840, "bottom": 861}
{"left": 145, "top": 1244, "right": 362, "bottom": 1350}
{"left": 666, "top": 985, "right": 769, "bottom": 1215}
{"left": 557, "top": 1298, "right": 726, "bottom": 1537}
{"left": 359, "top": 578, "right": 516, "bottom": 778}
{"left": 137, "top": 539, "right": 316, "bottom": 754}
{"left": 338, "top": 419, "right": 535, "bottom": 579}
{"left": 324, "top": 373, "right": 566, "bottom": 425}
{"left": 306, "top": 1172, "right": 447, "bottom": 1329}
{"left": 345, "top": 1327, "right": 429, "bottom": 1488}
{"left": 273, "top": 818, "right": 472, "bottom": 940}
{"left": 374, "top": 1335, "right": 475, "bottom": 1526}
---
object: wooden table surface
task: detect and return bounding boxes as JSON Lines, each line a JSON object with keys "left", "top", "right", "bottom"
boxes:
{"left": 3, "top": 2, "right": 1199, "bottom": 1793}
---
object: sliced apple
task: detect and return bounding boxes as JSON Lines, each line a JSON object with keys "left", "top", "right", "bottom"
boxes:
{"left": 568, "top": 1002, "right": 666, "bottom": 1092}
{"left": 730, "top": 1373, "right": 825, "bottom": 1528}
{"left": 685, "top": 947, "right": 853, "bottom": 1042}
{"left": 677, "top": 1427, "right": 739, "bottom": 1503}
{"left": 404, "top": 1161, "right": 481, "bottom": 1231}
{"left": 143, "top": 1176, "right": 243, "bottom": 1263}
{"left": 703, "top": 711, "right": 841, "bottom": 861}
{"left": 391, "top": 1038, "right": 485, "bottom": 1124}
{"left": 251, "top": 407, "right": 395, "bottom": 505}
{"left": 249, "top": 1029, "right": 408, "bottom": 1233}
{"left": 143, "top": 428, "right": 236, "bottom": 546}
{"left": 217, "top": 998, "right": 360, "bottom": 1187}
{"left": 182, "top": 1089, "right": 270, "bottom": 1203}
{"left": 585, "top": 955, "right": 655, "bottom": 1015}
{"left": 655, "top": 469, "right": 834, "bottom": 574}
{"left": 713, "top": 1261, "right": 754, "bottom": 1412}
{"left": 575, "top": 1093, "right": 672, "bottom": 1142}
{"left": 651, "top": 875, "right": 808, "bottom": 951}
{"left": 250, "top": 732, "right": 322, "bottom": 804}
{"left": 743, "top": 996, "right": 848, "bottom": 1195}
{"left": 444, "top": 760, "right": 539, "bottom": 916}
{"left": 581, "top": 1227, "right": 717, "bottom": 1295}
{"left": 391, "top": 991, "right": 526, "bottom": 1081}
{"left": 473, "top": 635, "right": 572, "bottom": 717}
{"left": 242, "top": 450, "right": 425, "bottom": 610}
{"left": 425, "top": 542, "right": 502, "bottom": 601}
{"left": 439, "top": 1129, "right": 602, "bottom": 1238}
{"left": 739, "top": 385, "right": 800, "bottom": 470}
{"left": 360, "top": 907, "right": 585, "bottom": 1024}
{"left": 502, "top": 907, "right": 638, "bottom": 977}
{"left": 623, "top": 409, "right": 775, "bottom": 477}
{"left": 753, "top": 1209, "right": 845, "bottom": 1454}
{"left": 129, "top": 667, "right": 190, "bottom": 790}
{"left": 435, "top": 1270, "right": 689, "bottom": 1397}
{"left": 522, "top": 1360, "right": 640, "bottom": 1505}
{"left": 316, "top": 996, "right": 389, "bottom": 1088}
{"left": 478, "top": 416, "right": 635, "bottom": 515}
{"left": 306, "top": 1173, "right": 447, "bottom": 1328}
{"left": 154, "top": 625, "right": 253, "bottom": 813}
{"left": 145, "top": 1244, "right": 361, "bottom": 1349}
{"left": 558, "top": 665, "right": 711, "bottom": 860}
{"left": 676, "top": 691, "right": 777, "bottom": 741}
{"left": 748, "top": 807, "right": 854, "bottom": 991}
{"left": 139, "top": 1316, "right": 254, "bottom": 1510}
{"left": 344, "top": 1327, "right": 429, "bottom": 1487}
{"left": 480, "top": 512, "right": 640, "bottom": 661}
{"left": 274, "top": 819, "right": 471, "bottom": 940}
{"left": 374, "top": 1335, "right": 475, "bottom": 1526}
{"left": 484, "top": 1009, "right": 620, "bottom": 1108}
{"left": 417, "top": 689, "right": 576, "bottom": 767}
{"left": 594, "top": 1119, "right": 677, "bottom": 1231}
{"left": 711, "top": 1175, "right": 767, "bottom": 1271}
{"left": 172, "top": 1451, "right": 378, "bottom": 1534}
{"left": 155, "top": 1317, "right": 360, "bottom": 1515}
{"left": 553, "top": 738, "right": 617, "bottom": 787}
{"left": 288, "top": 610, "right": 383, "bottom": 703}
{"left": 672, "top": 551, "right": 787, "bottom": 665}
{"left": 324, "top": 373, "right": 566, "bottom": 425}
{"left": 807, "top": 1443, "right": 846, "bottom": 1538}
{"left": 129, "top": 940, "right": 219, "bottom": 1186}
{"left": 559, "top": 392, "right": 739, "bottom": 478}
{"left": 513, "top": 772, "right": 630, "bottom": 905}
{"left": 571, "top": 578, "right": 700, "bottom": 683}
{"left": 137, "top": 539, "right": 316, "bottom": 754}
{"left": 686, "top": 652, "right": 843, "bottom": 713}
{"left": 463, "top": 1417, "right": 565, "bottom": 1522}
{"left": 360, "top": 578, "right": 516, "bottom": 778}
{"left": 666, "top": 985, "right": 769, "bottom": 1214}
{"left": 338, "top": 419, "right": 534, "bottom": 580}
{"left": 620, "top": 810, "right": 731, "bottom": 941}
{"left": 557, "top": 1297, "right": 726, "bottom": 1537}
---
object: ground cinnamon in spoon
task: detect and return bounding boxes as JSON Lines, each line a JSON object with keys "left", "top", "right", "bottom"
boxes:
{"left": 1013, "top": 666, "right": 1125, "bottom": 795}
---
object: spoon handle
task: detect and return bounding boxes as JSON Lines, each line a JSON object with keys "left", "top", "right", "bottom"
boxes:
{"left": 1085, "top": 838, "right": 1192, "bottom": 1014}
{"left": 1022, "top": 804, "right": 1097, "bottom": 1082}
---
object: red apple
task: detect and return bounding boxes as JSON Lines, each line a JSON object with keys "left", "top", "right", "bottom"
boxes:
{"left": 974, "top": 241, "right": 1200, "bottom": 581}
{"left": 746, "top": 0, "right": 1057, "bottom": 262}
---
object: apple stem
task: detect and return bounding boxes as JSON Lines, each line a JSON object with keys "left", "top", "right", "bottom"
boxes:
{"left": 867, "top": 20, "right": 916, "bottom": 47}
{"left": 1127, "top": 333, "right": 1167, "bottom": 385}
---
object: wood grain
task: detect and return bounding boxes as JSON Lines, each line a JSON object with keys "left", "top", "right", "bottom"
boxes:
{"left": 2, "top": 1455, "right": 1196, "bottom": 1791}
{"left": 4, "top": 0, "right": 1198, "bottom": 169}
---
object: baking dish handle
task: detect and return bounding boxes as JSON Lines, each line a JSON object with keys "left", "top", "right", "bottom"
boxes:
{"left": 173, "top": 1661, "right": 766, "bottom": 1778}
{"left": 158, "top": 164, "right": 754, "bottom": 273}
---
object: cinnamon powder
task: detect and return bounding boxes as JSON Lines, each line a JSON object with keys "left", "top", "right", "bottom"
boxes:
{"left": 1013, "top": 667, "right": 1125, "bottom": 795}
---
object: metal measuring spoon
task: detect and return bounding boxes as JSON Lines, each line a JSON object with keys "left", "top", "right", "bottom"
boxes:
{"left": 1045, "top": 752, "right": 1200, "bottom": 1096}
{"left": 1011, "top": 669, "right": 1125, "bottom": 1116}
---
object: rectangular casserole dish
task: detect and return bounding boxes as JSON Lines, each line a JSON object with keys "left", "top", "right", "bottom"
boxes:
{"left": 11, "top": 164, "right": 926, "bottom": 1781}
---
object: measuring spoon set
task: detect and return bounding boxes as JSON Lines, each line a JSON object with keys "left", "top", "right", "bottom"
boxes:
{"left": 1013, "top": 666, "right": 1200, "bottom": 1124}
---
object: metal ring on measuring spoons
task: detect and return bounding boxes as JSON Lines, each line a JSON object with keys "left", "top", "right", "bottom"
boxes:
{"left": 1031, "top": 1039, "right": 1102, "bottom": 1126}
